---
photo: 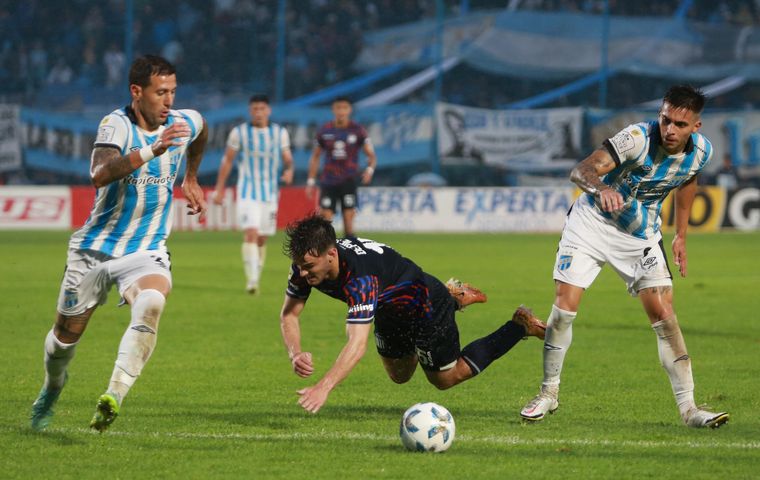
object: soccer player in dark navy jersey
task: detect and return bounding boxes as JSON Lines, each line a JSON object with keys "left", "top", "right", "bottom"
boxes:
{"left": 306, "top": 96, "right": 377, "bottom": 237}
{"left": 280, "top": 215, "right": 547, "bottom": 413}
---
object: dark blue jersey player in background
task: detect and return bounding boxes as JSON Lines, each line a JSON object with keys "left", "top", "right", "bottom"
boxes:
{"left": 279, "top": 214, "right": 547, "bottom": 413}
{"left": 306, "top": 96, "right": 377, "bottom": 238}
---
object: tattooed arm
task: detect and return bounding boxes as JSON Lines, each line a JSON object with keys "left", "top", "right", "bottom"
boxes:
{"left": 90, "top": 121, "right": 191, "bottom": 188}
{"left": 569, "top": 148, "right": 624, "bottom": 212}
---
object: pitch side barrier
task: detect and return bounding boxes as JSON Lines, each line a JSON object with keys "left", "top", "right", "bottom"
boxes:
{"left": 2, "top": 186, "right": 757, "bottom": 232}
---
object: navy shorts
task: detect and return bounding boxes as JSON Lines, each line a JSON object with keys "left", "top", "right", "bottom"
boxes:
{"left": 373, "top": 274, "right": 461, "bottom": 371}
{"left": 320, "top": 179, "right": 358, "bottom": 213}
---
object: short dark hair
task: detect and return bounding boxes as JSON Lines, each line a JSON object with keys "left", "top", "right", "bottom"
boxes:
{"left": 249, "top": 94, "right": 270, "bottom": 104}
{"left": 333, "top": 96, "right": 352, "bottom": 105}
{"left": 663, "top": 85, "right": 706, "bottom": 114}
{"left": 129, "top": 55, "right": 176, "bottom": 88}
{"left": 284, "top": 214, "right": 336, "bottom": 261}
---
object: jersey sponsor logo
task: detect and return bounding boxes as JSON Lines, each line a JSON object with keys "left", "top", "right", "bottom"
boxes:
{"left": 96, "top": 125, "right": 116, "bottom": 144}
{"left": 122, "top": 173, "right": 177, "bottom": 186}
{"left": 610, "top": 131, "right": 635, "bottom": 154}
{"left": 348, "top": 303, "right": 374, "bottom": 314}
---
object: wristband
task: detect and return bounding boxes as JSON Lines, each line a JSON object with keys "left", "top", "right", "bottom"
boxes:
{"left": 306, "top": 178, "right": 316, "bottom": 186}
{"left": 365, "top": 166, "right": 374, "bottom": 174}
{"left": 138, "top": 144, "right": 155, "bottom": 163}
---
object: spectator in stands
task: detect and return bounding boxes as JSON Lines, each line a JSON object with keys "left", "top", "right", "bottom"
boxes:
{"left": 715, "top": 152, "right": 739, "bottom": 189}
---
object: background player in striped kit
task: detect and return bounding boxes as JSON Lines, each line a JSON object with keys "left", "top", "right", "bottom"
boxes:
{"left": 212, "top": 94, "right": 294, "bottom": 294}
{"left": 279, "top": 214, "right": 546, "bottom": 414}
{"left": 520, "top": 85, "right": 729, "bottom": 428}
{"left": 306, "top": 96, "right": 377, "bottom": 238}
{"left": 30, "top": 54, "right": 208, "bottom": 432}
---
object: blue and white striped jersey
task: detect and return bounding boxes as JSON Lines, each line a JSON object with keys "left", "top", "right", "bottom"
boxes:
{"left": 69, "top": 107, "right": 204, "bottom": 257}
{"left": 581, "top": 121, "right": 712, "bottom": 240}
{"left": 226, "top": 122, "right": 290, "bottom": 202}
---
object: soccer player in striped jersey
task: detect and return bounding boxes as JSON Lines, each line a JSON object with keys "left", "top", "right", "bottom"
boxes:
{"left": 279, "top": 215, "right": 546, "bottom": 414}
{"left": 212, "top": 94, "right": 294, "bottom": 294}
{"left": 520, "top": 85, "right": 729, "bottom": 428}
{"left": 306, "top": 96, "right": 377, "bottom": 238}
{"left": 30, "top": 55, "right": 208, "bottom": 432}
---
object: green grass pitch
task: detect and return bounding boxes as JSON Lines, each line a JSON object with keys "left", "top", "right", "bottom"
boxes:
{"left": 1, "top": 230, "right": 759, "bottom": 478}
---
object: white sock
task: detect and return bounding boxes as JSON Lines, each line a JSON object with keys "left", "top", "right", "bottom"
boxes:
{"left": 541, "top": 305, "right": 576, "bottom": 390}
{"left": 652, "top": 315, "right": 695, "bottom": 416}
{"left": 108, "top": 289, "right": 165, "bottom": 403}
{"left": 258, "top": 244, "right": 267, "bottom": 273}
{"left": 43, "top": 328, "right": 77, "bottom": 390}
{"left": 242, "top": 242, "right": 260, "bottom": 284}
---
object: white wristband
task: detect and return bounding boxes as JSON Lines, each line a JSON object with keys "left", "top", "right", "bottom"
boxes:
{"left": 138, "top": 144, "right": 155, "bottom": 164}
{"left": 365, "top": 166, "right": 374, "bottom": 174}
{"left": 306, "top": 178, "right": 316, "bottom": 186}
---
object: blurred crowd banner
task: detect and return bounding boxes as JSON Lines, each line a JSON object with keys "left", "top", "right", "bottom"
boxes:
{"left": 0, "top": 105, "right": 22, "bottom": 173}
{"left": 1, "top": 186, "right": 758, "bottom": 232}
{"left": 357, "top": 10, "right": 760, "bottom": 81}
{"left": 436, "top": 103, "right": 582, "bottom": 171}
{"left": 14, "top": 104, "right": 760, "bottom": 179}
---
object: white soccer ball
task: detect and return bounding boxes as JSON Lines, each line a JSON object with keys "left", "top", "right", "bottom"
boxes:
{"left": 399, "top": 402, "right": 456, "bottom": 452}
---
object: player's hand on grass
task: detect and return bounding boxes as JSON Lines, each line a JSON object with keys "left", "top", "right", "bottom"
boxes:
{"left": 291, "top": 351, "right": 314, "bottom": 377}
{"left": 297, "top": 383, "right": 330, "bottom": 414}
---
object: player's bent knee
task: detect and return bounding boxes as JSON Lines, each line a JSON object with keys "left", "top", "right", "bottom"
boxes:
{"left": 133, "top": 289, "right": 166, "bottom": 329}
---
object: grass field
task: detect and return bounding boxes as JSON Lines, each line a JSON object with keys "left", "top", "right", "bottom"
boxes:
{"left": 1, "top": 229, "right": 759, "bottom": 479}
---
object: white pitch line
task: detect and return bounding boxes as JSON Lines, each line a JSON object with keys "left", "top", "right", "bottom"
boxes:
{"left": 49, "top": 428, "right": 760, "bottom": 451}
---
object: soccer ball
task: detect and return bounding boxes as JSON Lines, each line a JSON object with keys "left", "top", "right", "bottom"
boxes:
{"left": 399, "top": 402, "right": 456, "bottom": 452}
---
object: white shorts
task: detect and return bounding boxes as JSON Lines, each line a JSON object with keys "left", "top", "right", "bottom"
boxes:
{"left": 237, "top": 199, "right": 277, "bottom": 235}
{"left": 56, "top": 248, "right": 172, "bottom": 316}
{"left": 553, "top": 202, "right": 672, "bottom": 296}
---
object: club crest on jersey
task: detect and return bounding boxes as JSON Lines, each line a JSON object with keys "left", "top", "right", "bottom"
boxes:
{"left": 557, "top": 254, "right": 573, "bottom": 271}
{"left": 610, "top": 131, "right": 635, "bottom": 154}
{"left": 63, "top": 289, "right": 78, "bottom": 309}
{"left": 347, "top": 134, "right": 357, "bottom": 144}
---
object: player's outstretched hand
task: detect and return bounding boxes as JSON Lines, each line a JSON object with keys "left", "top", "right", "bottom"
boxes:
{"left": 152, "top": 122, "right": 192, "bottom": 156}
{"left": 181, "top": 176, "right": 207, "bottom": 221}
{"left": 672, "top": 234, "right": 688, "bottom": 277}
{"left": 297, "top": 383, "right": 329, "bottom": 414}
{"left": 291, "top": 351, "right": 314, "bottom": 377}
{"left": 211, "top": 188, "right": 224, "bottom": 206}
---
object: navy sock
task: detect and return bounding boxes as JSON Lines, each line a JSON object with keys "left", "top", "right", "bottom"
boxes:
{"left": 460, "top": 321, "right": 524, "bottom": 376}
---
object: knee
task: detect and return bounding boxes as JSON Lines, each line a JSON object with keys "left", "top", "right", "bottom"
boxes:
{"left": 388, "top": 372, "right": 413, "bottom": 384}
{"left": 133, "top": 289, "right": 166, "bottom": 328}
{"left": 429, "top": 377, "right": 455, "bottom": 390}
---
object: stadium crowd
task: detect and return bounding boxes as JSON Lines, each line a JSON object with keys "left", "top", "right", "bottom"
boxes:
{"left": 1, "top": 0, "right": 759, "bottom": 107}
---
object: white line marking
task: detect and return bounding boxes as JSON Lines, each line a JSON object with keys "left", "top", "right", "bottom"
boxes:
{"left": 30, "top": 427, "right": 757, "bottom": 450}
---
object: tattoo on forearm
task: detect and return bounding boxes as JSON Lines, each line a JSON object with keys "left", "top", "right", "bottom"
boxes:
{"left": 571, "top": 160, "right": 608, "bottom": 195}
{"left": 91, "top": 147, "right": 136, "bottom": 185}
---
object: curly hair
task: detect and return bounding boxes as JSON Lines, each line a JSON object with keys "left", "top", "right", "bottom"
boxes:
{"left": 283, "top": 214, "right": 336, "bottom": 261}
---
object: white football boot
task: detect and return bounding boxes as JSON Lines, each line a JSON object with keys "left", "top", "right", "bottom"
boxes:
{"left": 520, "top": 385, "right": 559, "bottom": 421}
{"left": 682, "top": 407, "right": 729, "bottom": 429}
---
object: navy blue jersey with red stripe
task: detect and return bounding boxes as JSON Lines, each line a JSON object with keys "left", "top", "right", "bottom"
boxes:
{"left": 315, "top": 121, "right": 369, "bottom": 186}
{"left": 286, "top": 237, "right": 434, "bottom": 325}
